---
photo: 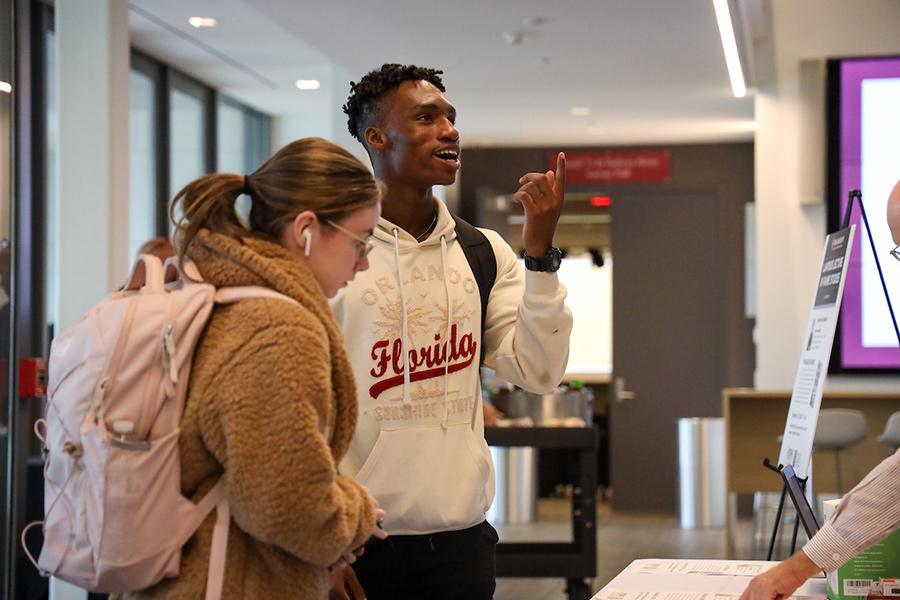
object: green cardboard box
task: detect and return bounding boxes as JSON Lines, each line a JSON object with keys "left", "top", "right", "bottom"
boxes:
{"left": 823, "top": 499, "right": 900, "bottom": 600}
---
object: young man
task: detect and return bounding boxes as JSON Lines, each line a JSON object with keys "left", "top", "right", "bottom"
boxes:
{"left": 329, "top": 64, "right": 573, "bottom": 599}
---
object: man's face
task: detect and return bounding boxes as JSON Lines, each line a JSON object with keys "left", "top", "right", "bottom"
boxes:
{"left": 888, "top": 180, "right": 900, "bottom": 244}
{"left": 375, "top": 80, "right": 460, "bottom": 187}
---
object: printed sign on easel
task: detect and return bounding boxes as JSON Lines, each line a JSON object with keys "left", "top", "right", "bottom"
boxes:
{"left": 778, "top": 226, "right": 855, "bottom": 477}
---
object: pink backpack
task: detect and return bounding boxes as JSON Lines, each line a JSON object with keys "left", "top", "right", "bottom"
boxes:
{"left": 24, "top": 255, "right": 297, "bottom": 597}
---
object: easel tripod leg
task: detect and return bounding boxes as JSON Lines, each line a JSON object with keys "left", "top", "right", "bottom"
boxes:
{"left": 767, "top": 486, "right": 788, "bottom": 561}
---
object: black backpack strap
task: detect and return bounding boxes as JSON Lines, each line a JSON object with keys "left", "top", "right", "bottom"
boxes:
{"left": 452, "top": 215, "right": 497, "bottom": 365}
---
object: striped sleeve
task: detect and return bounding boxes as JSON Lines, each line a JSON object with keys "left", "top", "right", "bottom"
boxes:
{"left": 802, "top": 448, "right": 900, "bottom": 572}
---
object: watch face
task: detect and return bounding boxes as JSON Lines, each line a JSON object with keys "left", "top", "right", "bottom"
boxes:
{"left": 549, "top": 249, "right": 562, "bottom": 270}
{"left": 526, "top": 248, "right": 562, "bottom": 271}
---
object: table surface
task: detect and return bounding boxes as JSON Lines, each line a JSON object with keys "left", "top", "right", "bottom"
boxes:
{"left": 592, "top": 558, "right": 827, "bottom": 600}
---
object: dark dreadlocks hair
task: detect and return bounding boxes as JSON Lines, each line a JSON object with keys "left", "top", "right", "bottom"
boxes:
{"left": 343, "top": 63, "right": 445, "bottom": 142}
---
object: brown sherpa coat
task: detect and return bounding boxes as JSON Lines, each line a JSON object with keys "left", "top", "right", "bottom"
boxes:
{"left": 124, "top": 230, "right": 376, "bottom": 599}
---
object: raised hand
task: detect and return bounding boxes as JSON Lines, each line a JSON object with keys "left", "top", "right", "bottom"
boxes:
{"left": 514, "top": 152, "right": 566, "bottom": 258}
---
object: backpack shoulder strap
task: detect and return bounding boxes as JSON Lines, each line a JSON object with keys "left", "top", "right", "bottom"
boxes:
{"left": 214, "top": 286, "right": 301, "bottom": 307}
{"left": 452, "top": 215, "right": 497, "bottom": 365}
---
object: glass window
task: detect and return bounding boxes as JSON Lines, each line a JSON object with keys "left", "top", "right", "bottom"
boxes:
{"left": 217, "top": 97, "right": 271, "bottom": 224}
{"left": 129, "top": 70, "right": 158, "bottom": 262}
{"left": 169, "top": 86, "right": 207, "bottom": 227}
{"left": 246, "top": 108, "right": 271, "bottom": 171}
{"left": 217, "top": 98, "right": 245, "bottom": 174}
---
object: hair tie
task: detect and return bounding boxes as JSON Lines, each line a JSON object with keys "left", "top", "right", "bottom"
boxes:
{"left": 242, "top": 175, "right": 252, "bottom": 195}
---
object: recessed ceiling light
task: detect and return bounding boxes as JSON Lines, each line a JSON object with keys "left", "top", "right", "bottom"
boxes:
{"left": 295, "top": 79, "right": 321, "bottom": 91}
{"left": 501, "top": 31, "right": 523, "bottom": 45}
{"left": 570, "top": 107, "right": 591, "bottom": 117}
{"left": 188, "top": 17, "right": 217, "bottom": 28}
{"left": 0, "top": 81, "right": 11, "bottom": 93}
{"left": 588, "top": 124, "right": 606, "bottom": 135}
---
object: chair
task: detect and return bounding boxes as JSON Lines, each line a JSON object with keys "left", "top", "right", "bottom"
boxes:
{"left": 877, "top": 411, "right": 900, "bottom": 454}
{"left": 813, "top": 409, "right": 868, "bottom": 494}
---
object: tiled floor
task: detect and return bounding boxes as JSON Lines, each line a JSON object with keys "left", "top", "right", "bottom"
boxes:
{"left": 493, "top": 499, "right": 760, "bottom": 600}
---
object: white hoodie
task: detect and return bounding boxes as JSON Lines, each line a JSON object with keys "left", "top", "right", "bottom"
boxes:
{"left": 331, "top": 199, "right": 573, "bottom": 535}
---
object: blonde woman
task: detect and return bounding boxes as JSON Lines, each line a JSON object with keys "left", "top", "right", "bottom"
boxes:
{"left": 126, "top": 138, "right": 386, "bottom": 599}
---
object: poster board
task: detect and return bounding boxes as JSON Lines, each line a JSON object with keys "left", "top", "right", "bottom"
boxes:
{"left": 777, "top": 226, "right": 855, "bottom": 476}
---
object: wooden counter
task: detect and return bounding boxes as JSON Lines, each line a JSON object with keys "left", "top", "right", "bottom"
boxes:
{"left": 723, "top": 387, "right": 900, "bottom": 556}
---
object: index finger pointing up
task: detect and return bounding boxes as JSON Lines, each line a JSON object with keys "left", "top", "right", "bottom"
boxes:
{"left": 555, "top": 152, "right": 567, "bottom": 195}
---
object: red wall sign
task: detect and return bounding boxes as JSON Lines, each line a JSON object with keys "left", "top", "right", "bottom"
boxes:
{"left": 549, "top": 150, "right": 671, "bottom": 184}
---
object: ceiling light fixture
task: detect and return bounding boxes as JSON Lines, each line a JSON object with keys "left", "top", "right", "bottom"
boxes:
{"left": 0, "top": 81, "right": 11, "bottom": 93}
{"left": 501, "top": 31, "right": 524, "bottom": 45}
{"left": 570, "top": 106, "right": 591, "bottom": 117}
{"left": 295, "top": 79, "right": 321, "bottom": 91}
{"left": 188, "top": 17, "right": 217, "bottom": 28}
{"left": 713, "top": 0, "right": 746, "bottom": 98}
{"left": 522, "top": 16, "right": 547, "bottom": 27}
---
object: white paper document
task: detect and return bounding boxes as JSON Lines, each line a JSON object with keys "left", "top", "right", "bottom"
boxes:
{"left": 595, "top": 590, "right": 739, "bottom": 600}
{"left": 591, "top": 559, "right": 827, "bottom": 600}
{"left": 631, "top": 560, "right": 769, "bottom": 577}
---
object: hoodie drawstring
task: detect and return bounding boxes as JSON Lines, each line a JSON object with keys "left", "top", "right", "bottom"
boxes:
{"left": 392, "top": 228, "right": 413, "bottom": 406}
{"left": 440, "top": 236, "right": 452, "bottom": 429}
{"left": 389, "top": 224, "right": 460, "bottom": 429}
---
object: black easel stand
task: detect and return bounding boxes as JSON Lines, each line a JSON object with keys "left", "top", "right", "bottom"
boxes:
{"left": 843, "top": 189, "right": 900, "bottom": 347}
{"left": 762, "top": 458, "right": 805, "bottom": 560}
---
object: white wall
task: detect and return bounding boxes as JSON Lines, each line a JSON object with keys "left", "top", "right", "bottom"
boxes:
{"left": 753, "top": 0, "right": 900, "bottom": 389}
{"left": 272, "top": 64, "right": 371, "bottom": 166}
{"left": 56, "top": 0, "right": 130, "bottom": 331}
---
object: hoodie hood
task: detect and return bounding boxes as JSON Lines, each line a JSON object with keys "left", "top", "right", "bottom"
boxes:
{"left": 372, "top": 198, "right": 457, "bottom": 250}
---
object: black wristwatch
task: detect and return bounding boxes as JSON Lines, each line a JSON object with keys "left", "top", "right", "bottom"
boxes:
{"left": 523, "top": 247, "right": 562, "bottom": 272}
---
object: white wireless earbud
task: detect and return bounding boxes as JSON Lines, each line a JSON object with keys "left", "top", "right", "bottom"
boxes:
{"left": 302, "top": 228, "right": 312, "bottom": 257}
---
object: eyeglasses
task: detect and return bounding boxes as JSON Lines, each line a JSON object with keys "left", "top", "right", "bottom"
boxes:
{"left": 322, "top": 219, "right": 375, "bottom": 258}
{"left": 892, "top": 245, "right": 900, "bottom": 262}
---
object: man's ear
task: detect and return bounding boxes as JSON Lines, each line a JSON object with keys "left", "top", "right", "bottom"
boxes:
{"left": 887, "top": 179, "right": 900, "bottom": 244}
{"left": 365, "top": 126, "right": 387, "bottom": 151}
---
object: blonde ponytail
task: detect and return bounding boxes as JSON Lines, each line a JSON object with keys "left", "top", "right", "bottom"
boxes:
{"left": 169, "top": 137, "right": 380, "bottom": 266}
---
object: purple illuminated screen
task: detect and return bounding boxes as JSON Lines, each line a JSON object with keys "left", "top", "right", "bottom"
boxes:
{"left": 837, "top": 57, "right": 900, "bottom": 369}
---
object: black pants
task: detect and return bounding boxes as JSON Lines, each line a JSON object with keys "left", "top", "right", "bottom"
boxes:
{"left": 353, "top": 521, "right": 498, "bottom": 600}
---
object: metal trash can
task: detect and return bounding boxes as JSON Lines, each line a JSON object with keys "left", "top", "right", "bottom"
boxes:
{"left": 488, "top": 446, "right": 537, "bottom": 523}
{"left": 677, "top": 417, "right": 726, "bottom": 528}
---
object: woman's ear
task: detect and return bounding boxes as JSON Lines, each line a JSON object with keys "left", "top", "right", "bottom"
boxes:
{"left": 284, "top": 210, "right": 318, "bottom": 258}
